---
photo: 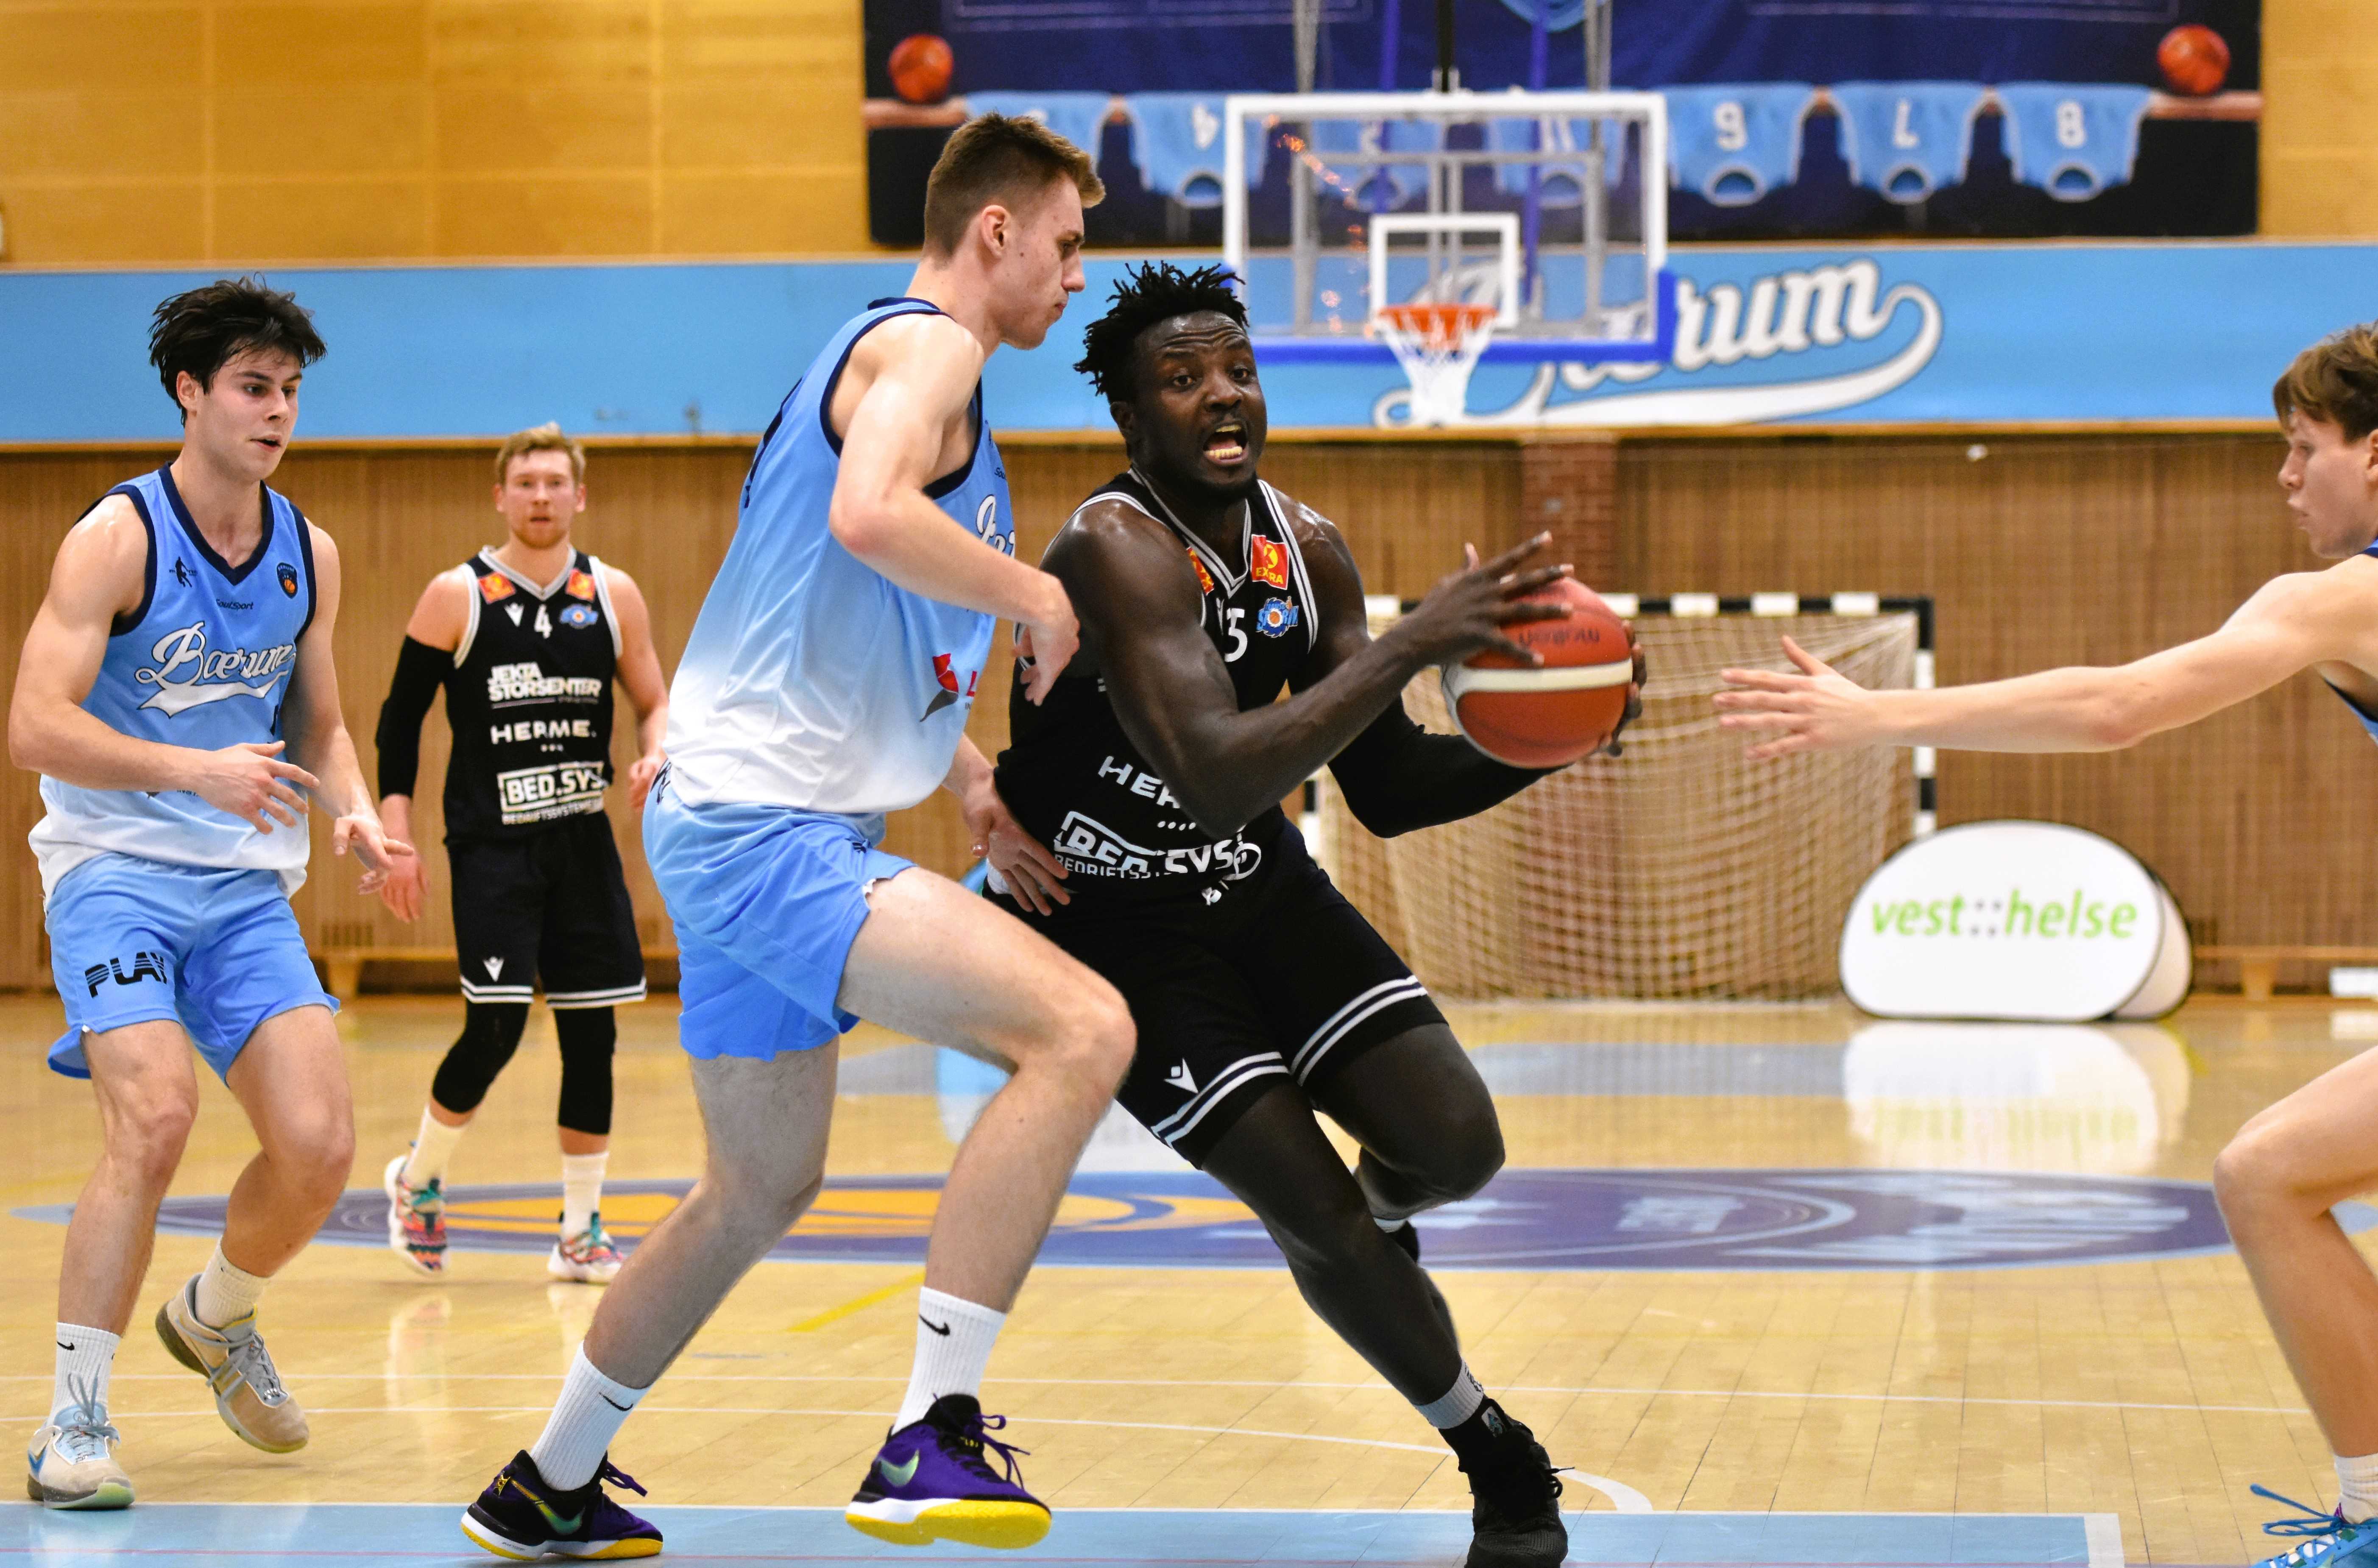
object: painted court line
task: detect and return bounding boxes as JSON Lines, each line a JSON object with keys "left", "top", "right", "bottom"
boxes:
{"left": 0, "top": 1504, "right": 2119, "bottom": 1567}
{"left": 32, "top": 1372, "right": 2314, "bottom": 1419}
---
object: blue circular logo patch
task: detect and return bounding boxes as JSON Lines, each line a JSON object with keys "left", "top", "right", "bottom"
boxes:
{"left": 55, "top": 1167, "right": 2338, "bottom": 1273}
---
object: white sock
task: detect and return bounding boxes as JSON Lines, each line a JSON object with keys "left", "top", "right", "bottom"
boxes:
{"left": 893, "top": 1287, "right": 1006, "bottom": 1431}
{"left": 560, "top": 1152, "right": 608, "bottom": 1239}
{"left": 529, "top": 1347, "right": 648, "bottom": 1491}
{"left": 51, "top": 1324, "right": 118, "bottom": 1418}
{"left": 2338, "top": 1451, "right": 2378, "bottom": 1523}
{"left": 402, "top": 1108, "right": 467, "bottom": 1189}
{"left": 1415, "top": 1363, "right": 1487, "bottom": 1429}
{"left": 1376, "top": 1215, "right": 1412, "bottom": 1233}
{"left": 192, "top": 1245, "right": 268, "bottom": 1329}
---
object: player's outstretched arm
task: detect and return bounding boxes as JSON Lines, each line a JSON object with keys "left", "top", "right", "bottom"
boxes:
{"left": 284, "top": 525, "right": 412, "bottom": 891}
{"left": 602, "top": 565, "right": 670, "bottom": 808}
{"left": 1051, "top": 503, "right": 1569, "bottom": 839}
{"left": 1715, "top": 566, "right": 2371, "bottom": 758}
{"left": 7, "top": 495, "right": 321, "bottom": 831}
{"left": 369, "top": 569, "right": 467, "bottom": 919}
{"left": 828, "top": 312, "right": 1077, "bottom": 701}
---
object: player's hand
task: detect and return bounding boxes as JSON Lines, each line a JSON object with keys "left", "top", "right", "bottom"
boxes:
{"left": 627, "top": 751, "right": 665, "bottom": 810}
{"left": 189, "top": 741, "right": 318, "bottom": 833}
{"left": 334, "top": 811, "right": 415, "bottom": 897}
{"left": 962, "top": 773, "right": 1070, "bottom": 916}
{"left": 373, "top": 842, "right": 429, "bottom": 921}
{"left": 1599, "top": 635, "right": 1649, "bottom": 758}
{"left": 1713, "top": 636, "right": 1885, "bottom": 759}
{"left": 1393, "top": 535, "right": 1575, "bottom": 669}
{"left": 1015, "top": 576, "right": 1081, "bottom": 705}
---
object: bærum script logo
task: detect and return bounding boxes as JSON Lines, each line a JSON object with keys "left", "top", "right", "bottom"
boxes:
{"left": 62, "top": 1168, "right": 2349, "bottom": 1273}
{"left": 1381, "top": 257, "right": 1941, "bottom": 430}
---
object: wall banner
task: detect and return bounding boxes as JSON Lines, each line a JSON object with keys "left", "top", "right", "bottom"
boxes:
{"left": 0, "top": 242, "right": 2369, "bottom": 442}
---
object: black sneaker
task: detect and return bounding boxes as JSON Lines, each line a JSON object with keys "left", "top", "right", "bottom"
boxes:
{"left": 1461, "top": 1404, "right": 1567, "bottom": 1568}
{"left": 459, "top": 1448, "right": 661, "bottom": 1560}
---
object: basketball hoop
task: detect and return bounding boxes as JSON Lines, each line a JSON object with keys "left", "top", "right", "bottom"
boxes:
{"left": 1375, "top": 301, "right": 1499, "bottom": 427}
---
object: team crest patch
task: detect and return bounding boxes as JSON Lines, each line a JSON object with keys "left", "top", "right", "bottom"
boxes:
{"left": 560, "top": 603, "right": 597, "bottom": 629}
{"left": 1185, "top": 548, "right": 1215, "bottom": 596}
{"left": 1255, "top": 596, "right": 1299, "bottom": 638}
{"left": 276, "top": 563, "right": 299, "bottom": 598}
{"left": 565, "top": 569, "right": 596, "bottom": 600}
{"left": 478, "top": 574, "right": 514, "bottom": 604}
{"left": 1250, "top": 534, "right": 1289, "bottom": 590}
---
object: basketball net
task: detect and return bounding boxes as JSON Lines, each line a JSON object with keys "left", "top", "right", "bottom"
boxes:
{"left": 1376, "top": 302, "right": 1498, "bottom": 428}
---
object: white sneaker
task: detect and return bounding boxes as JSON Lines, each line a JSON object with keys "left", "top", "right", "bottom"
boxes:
{"left": 548, "top": 1217, "right": 624, "bottom": 1284}
{"left": 25, "top": 1377, "right": 131, "bottom": 1510}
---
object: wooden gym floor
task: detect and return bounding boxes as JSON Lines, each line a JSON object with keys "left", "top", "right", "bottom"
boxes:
{"left": 0, "top": 990, "right": 2361, "bottom": 1566}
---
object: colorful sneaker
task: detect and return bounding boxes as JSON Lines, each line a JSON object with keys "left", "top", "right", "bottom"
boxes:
{"left": 460, "top": 1449, "right": 661, "bottom": 1561}
{"left": 385, "top": 1152, "right": 447, "bottom": 1277}
{"left": 153, "top": 1277, "right": 308, "bottom": 1453}
{"left": 2251, "top": 1484, "right": 2378, "bottom": 1568}
{"left": 845, "top": 1394, "right": 1051, "bottom": 1549}
{"left": 1461, "top": 1402, "right": 1567, "bottom": 1568}
{"left": 548, "top": 1217, "right": 623, "bottom": 1285}
{"left": 24, "top": 1375, "right": 131, "bottom": 1510}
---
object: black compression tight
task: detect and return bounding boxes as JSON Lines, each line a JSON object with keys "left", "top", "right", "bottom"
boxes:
{"left": 1196, "top": 1022, "right": 1505, "bottom": 1405}
{"left": 429, "top": 1001, "right": 616, "bottom": 1137}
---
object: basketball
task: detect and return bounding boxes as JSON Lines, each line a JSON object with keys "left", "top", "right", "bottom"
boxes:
{"left": 888, "top": 33, "right": 954, "bottom": 105}
{"left": 2157, "top": 25, "right": 2229, "bottom": 96}
{"left": 1441, "top": 578, "right": 1634, "bottom": 769}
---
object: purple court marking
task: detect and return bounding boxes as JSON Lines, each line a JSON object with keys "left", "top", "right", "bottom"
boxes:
{"left": 23, "top": 1168, "right": 2358, "bottom": 1273}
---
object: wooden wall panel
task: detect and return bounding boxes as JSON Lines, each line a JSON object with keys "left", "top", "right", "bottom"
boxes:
{"left": 1615, "top": 431, "right": 2372, "bottom": 957}
{"left": 4, "top": 430, "right": 2350, "bottom": 995}
{"left": 0, "top": 0, "right": 870, "bottom": 267}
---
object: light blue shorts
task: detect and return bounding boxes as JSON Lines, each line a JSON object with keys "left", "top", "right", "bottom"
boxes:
{"left": 44, "top": 854, "right": 339, "bottom": 1081}
{"left": 644, "top": 776, "right": 913, "bottom": 1061}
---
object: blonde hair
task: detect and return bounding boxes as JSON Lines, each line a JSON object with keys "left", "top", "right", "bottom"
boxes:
{"left": 494, "top": 421, "right": 585, "bottom": 485}
{"left": 922, "top": 113, "right": 1104, "bottom": 258}
{"left": 2273, "top": 323, "right": 2378, "bottom": 441}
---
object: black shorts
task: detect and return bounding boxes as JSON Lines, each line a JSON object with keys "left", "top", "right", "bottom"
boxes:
{"left": 449, "top": 813, "right": 645, "bottom": 1011}
{"left": 1002, "top": 832, "right": 1443, "bottom": 1167}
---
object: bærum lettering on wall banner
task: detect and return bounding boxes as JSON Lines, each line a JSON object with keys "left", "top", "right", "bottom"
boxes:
{"left": 1838, "top": 820, "right": 2191, "bottom": 1023}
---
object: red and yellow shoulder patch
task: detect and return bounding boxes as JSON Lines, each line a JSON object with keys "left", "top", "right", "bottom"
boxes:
{"left": 1249, "top": 534, "right": 1289, "bottom": 591}
{"left": 565, "top": 569, "right": 596, "bottom": 601}
{"left": 477, "top": 573, "right": 514, "bottom": 604}
{"left": 1186, "top": 548, "right": 1215, "bottom": 596}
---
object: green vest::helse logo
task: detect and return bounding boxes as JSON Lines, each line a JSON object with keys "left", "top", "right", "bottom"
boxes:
{"left": 1868, "top": 887, "right": 2142, "bottom": 941}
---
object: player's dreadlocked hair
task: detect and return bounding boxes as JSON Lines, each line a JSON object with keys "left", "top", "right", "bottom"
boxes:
{"left": 1073, "top": 262, "right": 1248, "bottom": 404}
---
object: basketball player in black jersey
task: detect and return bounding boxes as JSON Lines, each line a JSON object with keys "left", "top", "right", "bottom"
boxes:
{"left": 991, "top": 264, "right": 1641, "bottom": 1568}
{"left": 371, "top": 423, "right": 671, "bottom": 1284}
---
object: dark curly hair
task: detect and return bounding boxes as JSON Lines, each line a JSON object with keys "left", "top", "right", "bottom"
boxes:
{"left": 1073, "top": 262, "right": 1248, "bottom": 404}
{"left": 148, "top": 276, "right": 326, "bottom": 421}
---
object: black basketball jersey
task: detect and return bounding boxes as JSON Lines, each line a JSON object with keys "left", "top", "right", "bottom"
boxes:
{"left": 996, "top": 468, "right": 1321, "bottom": 911}
{"left": 440, "top": 548, "right": 621, "bottom": 841}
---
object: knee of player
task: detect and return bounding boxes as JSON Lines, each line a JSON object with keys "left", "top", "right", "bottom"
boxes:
{"left": 281, "top": 1114, "right": 358, "bottom": 1199}
{"left": 2211, "top": 1126, "right": 2294, "bottom": 1215}
{"left": 1060, "top": 978, "right": 1135, "bottom": 1092}
{"left": 1432, "top": 1112, "right": 1506, "bottom": 1201}
{"left": 109, "top": 1092, "right": 199, "bottom": 1184}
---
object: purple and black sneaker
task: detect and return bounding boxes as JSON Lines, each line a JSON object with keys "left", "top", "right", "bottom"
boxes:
{"left": 459, "top": 1448, "right": 661, "bottom": 1560}
{"left": 844, "top": 1393, "right": 1051, "bottom": 1549}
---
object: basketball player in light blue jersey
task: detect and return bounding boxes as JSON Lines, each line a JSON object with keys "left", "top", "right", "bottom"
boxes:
{"left": 1715, "top": 322, "right": 2378, "bottom": 1568}
{"left": 460, "top": 115, "right": 1132, "bottom": 1563}
{"left": 8, "top": 279, "right": 409, "bottom": 1510}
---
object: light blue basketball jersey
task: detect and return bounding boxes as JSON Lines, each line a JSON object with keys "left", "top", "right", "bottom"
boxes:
{"left": 1995, "top": 84, "right": 2153, "bottom": 203}
{"left": 1664, "top": 84, "right": 1816, "bottom": 207}
{"left": 1832, "top": 81, "right": 1990, "bottom": 204}
{"left": 1123, "top": 92, "right": 1247, "bottom": 206}
{"left": 29, "top": 467, "right": 318, "bottom": 899}
{"left": 662, "top": 298, "right": 1015, "bottom": 821}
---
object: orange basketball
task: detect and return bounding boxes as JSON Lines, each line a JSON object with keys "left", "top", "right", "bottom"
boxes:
{"left": 1441, "top": 578, "right": 1634, "bottom": 769}
{"left": 889, "top": 33, "right": 955, "bottom": 105}
{"left": 2157, "top": 25, "right": 2229, "bottom": 97}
